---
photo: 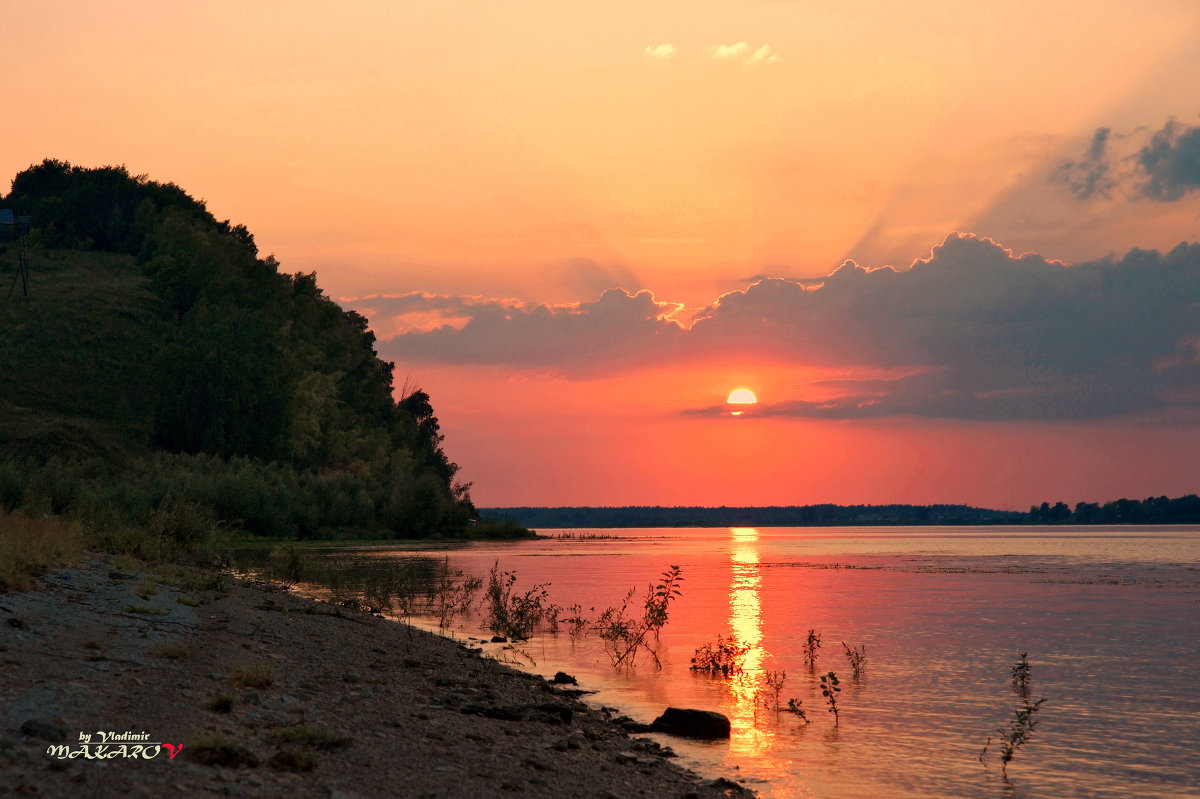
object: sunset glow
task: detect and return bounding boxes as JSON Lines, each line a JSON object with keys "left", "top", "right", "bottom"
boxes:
{"left": 4, "top": 1, "right": 1199, "bottom": 509}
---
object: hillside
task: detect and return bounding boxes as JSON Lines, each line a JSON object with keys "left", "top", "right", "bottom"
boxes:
{"left": 0, "top": 159, "right": 505, "bottom": 543}
{"left": 1, "top": 247, "right": 161, "bottom": 461}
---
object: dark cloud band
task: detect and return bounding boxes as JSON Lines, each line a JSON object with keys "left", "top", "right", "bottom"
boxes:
{"left": 366, "top": 234, "right": 1200, "bottom": 421}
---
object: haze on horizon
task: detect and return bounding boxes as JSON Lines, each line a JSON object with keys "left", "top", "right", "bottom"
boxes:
{"left": 5, "top": 1, "right": 1199, "bottom": 509}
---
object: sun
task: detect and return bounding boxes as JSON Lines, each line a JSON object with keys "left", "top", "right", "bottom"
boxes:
{"left": 726, "top": 388, "right": 757, "bottom": 416}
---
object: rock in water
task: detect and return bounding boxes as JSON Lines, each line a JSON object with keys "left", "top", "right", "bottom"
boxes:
{"left": 650, "top": 708, "right": 731, "bottom": 740}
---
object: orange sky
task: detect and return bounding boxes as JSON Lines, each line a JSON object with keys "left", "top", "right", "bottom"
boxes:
{"left": 5, "top": 1, "right": 1200, "bottom": 508}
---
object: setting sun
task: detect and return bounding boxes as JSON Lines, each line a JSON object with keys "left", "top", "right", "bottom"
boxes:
{"left": 727, "top": 388, "right": 758, "bottom": 415}
{"left": 727, "top": 388, "right": 758, "bottom": 405}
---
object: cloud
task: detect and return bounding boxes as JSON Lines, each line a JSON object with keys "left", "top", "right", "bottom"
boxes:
{"left": 708, "top": 42, "right": 779, "bottom": 65}
{"left": 644, "top": 43, "right": 677, "bottom": 60}
{"left": 1054, "top": 117, "right": 1200, "bottom": 202}
{"left": 709, "top": 42, "right": 750, "bottom": 59}
{"left": 375, "top": 234, "right": 1200, "bottom": 421}
{"left": 1139, "top": 119, "right": 1200, "bottom": 201}
{"left": 367, "top": 288, "right": 685, "bottom": 372}
{"left": 1051, "top": 127, "right": 1116, "bottom": 200}
{"left": 686, "top": 234, "right": 1200, "bottom": 419}
{"left": 746, "top": 45, "right": 780, "bottom": 66}
{"left": 342, "top": 292, "right": 514, "bottom": 338}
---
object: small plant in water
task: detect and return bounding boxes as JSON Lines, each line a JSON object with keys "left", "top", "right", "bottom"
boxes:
{"left": 842, "top": 641, "right": 867, "bottom": 679}
{"left": 355, "top": 559, "right": 424, "bottom": 620}
{"left": 981, "top": 652, "right": 1047, "bottom": 779}
{"left": 690, "top": 635, "right": 751, "bottom": 676}
{"left": 268, "top": 542, "right": 308, "bottom": 586}
{"left": 785, "top": 697, "right": 811, "bottom": 724}
{"left": 483, "top": 561, "right": 552, "bottom": 640}
{"left": 981, "top": 695, "right": 1047, "bottom": 778}
{"left": 760, "top": 670, "right": 787, "bottom": 712}
{"left": 803, "top": 628, "right": 822, "bottom": 668}
{"left": 1011, "top": 651, "right": 1032, "bottom": 696}
{"left": 820, "top": 671, "right": 841, "bottom": 725}
{"left": 543, "top": 601, "right": 565, "bottom": 634}
{"left": 430, "top": 557, "right": 483, "bottom": 630}
{"left": 564, "top": 603, "right": 590, "bottom": 639}
{"left": 594, "top": 565, "right": 682, "bottom": 669}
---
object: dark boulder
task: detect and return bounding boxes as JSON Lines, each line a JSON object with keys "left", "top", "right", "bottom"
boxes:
{"left": 20, "top": 718, "right": 68, "bottom": 742}
{"left": 650, "top": 708, "right": 731, "bottom": 740}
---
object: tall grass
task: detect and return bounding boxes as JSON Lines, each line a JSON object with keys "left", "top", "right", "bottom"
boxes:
{"left": 0, "top": 510, "right": 82, "bottom": 590}
{"left": 258, "top": 549, "right": 483, "bottom": 631}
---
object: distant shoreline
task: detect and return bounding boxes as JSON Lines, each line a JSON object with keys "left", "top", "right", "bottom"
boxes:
{"left": 482, "top": 496, "right": 1200, "bottom": 528}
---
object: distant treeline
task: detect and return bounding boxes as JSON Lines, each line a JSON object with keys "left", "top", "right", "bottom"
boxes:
{"left": 1028, "top": 495, "right": 1200, "bottom": 525}
{"left": 486, "top": 496, "right": 1200, "bottom": 528}
{"left": 482, "top": 504, "right": 1026, "bottom": 528}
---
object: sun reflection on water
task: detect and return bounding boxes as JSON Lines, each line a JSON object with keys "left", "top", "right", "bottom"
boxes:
{"left": 727, "top": 527, "right": 776, "bottom": 756}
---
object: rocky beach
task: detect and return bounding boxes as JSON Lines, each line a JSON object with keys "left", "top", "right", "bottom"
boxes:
{"left": 0, "top": 557, "right": 752, "bottom": 798}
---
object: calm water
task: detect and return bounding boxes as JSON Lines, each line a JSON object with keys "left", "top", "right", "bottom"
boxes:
{"left": 322, "top": 527, "right": 1200, "bottom": 798}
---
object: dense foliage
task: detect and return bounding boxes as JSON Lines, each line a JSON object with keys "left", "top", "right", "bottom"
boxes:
{"left": 1, "top": 159, "right": 484, "bottom": 542}
{"left": 1028, "top": 495, "right": 1200, "bottom": 525}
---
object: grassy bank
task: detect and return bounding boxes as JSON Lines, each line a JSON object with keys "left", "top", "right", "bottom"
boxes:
{"left": 0, "top": 511, "right": 83, "bottom": 591}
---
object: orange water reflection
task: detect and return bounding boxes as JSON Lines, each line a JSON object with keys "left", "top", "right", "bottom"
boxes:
{"left": 727, "top": 527, "right": 777, "bottom": 756}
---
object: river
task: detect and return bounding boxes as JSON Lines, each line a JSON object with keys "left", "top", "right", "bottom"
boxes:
{"left": 293, "top": 526, "right": 1200, "bottom": 798}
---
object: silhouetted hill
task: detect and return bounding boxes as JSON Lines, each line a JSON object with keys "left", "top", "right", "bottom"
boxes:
{"left": 1, "top": 159, "right": 498, "bottom": 541}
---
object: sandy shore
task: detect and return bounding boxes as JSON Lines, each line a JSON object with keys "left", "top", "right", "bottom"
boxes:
{"left": 0, "top": 557, "right": 752, "bottom": 798}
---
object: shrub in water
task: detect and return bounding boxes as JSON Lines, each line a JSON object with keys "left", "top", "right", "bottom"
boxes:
{"left": 268, "top": 541, "right": 308, "bottom": 585}
{"left": 803, "top": 628, "right": 822, "bottom": 668}
{"left": 690, "top": 635, "right": 751, "bottom": 677}
{"left": 842, "top": 641, "right": 866, "bottom": 679}
{"left": 1011, "top": 651, "right": 1032, "bottom": 696}
{"left": 760, "top": 670, "right": 787, "bottom": 712}
{"left": 785, "top": 697, "right": 811, "bottom": 724}
{"left": 483, "top": 560, "right": 552, "bottom": 640}
{"left": 981, "top": 652, "right": 1047, "bottom": 779}
{"left": 820, "top": 671, "right": 841, "bottom": 725}
{"left": 594, "top": 565, "right": 683, "bottom": 669}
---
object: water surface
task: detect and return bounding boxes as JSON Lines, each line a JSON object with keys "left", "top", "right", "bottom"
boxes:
{"left": 314, "top": 526, "right": 1200, "bottom": 798}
